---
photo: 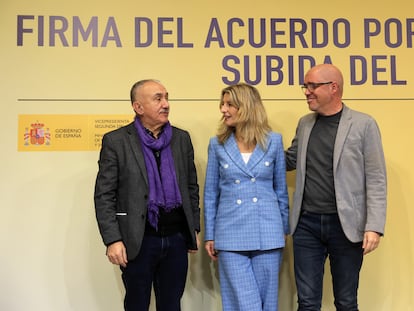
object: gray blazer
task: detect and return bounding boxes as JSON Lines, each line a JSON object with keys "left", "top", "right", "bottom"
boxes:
{"left": 94, "top": 122, "right": 200, "bottom": 260}
{"left": 286, "top": 104, "right": 387, "bottom": 242}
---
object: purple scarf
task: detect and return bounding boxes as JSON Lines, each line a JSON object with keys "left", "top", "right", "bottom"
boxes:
{"left": 134, "top": 117, "right": 182, "bottom": 230}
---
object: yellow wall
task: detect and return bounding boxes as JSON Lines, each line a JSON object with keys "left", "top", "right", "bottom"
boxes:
{"left": 1, "top": 0, "right": 413, "bottom": 310}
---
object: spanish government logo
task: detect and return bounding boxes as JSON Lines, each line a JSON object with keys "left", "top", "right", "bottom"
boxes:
{"left": 24, "top": 121, "right": 51, "bottom": 146}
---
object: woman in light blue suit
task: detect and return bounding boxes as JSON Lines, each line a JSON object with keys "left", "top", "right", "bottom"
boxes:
{"left": 204, "top": 83, "right": 289, "bottom": 311}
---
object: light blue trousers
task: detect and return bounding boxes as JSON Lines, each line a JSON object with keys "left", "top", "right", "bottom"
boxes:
{"left": 218, "top": 249, "right": 283, "bottom": 311}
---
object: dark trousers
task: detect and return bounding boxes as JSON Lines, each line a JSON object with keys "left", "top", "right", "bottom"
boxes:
{"left": 293, "top": 212, "right": 364, "bottom": 311}
{"left": 121, "top": 233, "right": 188, "bottom": 311}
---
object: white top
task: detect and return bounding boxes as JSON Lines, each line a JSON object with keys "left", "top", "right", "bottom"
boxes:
{"left": 241, "top": 152, "right": 252, "bottom": 164}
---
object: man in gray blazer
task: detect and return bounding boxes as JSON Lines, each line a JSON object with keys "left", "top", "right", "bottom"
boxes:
{"left": 285, "top": 64, "right": 387, "bottom": 311}
{"left": 94, "top": 79, "right": 200, "bottom": 311}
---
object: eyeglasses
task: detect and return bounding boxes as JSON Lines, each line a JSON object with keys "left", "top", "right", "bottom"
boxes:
{"left": 301, "top": 82, "right": 332, "bottom": 93}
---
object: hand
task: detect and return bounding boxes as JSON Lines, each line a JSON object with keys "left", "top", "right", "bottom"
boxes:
{"left": 362, "top": 231, "right": 381, "bottom": 255}
{"left": 106, "top": 241, "right": 128, "bottom": 267}
{"left": 188, "top": 231, "right": 200, "bottom": 254}
{"left": 205, "top": 240, "right": 218, "bottom": 261}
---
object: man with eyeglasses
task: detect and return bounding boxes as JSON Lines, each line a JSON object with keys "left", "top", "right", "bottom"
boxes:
{"left": 286, "top": 64, "right": 387, "bottom": 311}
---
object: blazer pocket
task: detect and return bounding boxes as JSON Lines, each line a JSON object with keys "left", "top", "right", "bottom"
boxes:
{"left": 116, "top": 212, "right": 128, "bottom": 240}
{"left": 352, "top": 193, "right": 366, "bottom": 232}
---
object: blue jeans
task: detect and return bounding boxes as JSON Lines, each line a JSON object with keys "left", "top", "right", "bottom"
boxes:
{"left": 120, "top": 233, "right": 188, "bottom": 311}
{"left": 293, "top": 212, "right": 363, "bottom": 311}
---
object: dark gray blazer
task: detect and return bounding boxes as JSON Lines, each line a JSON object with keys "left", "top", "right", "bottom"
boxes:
{"left": 286, "top": 104, "right": 387, "bottom": 242}
{"left": 94, "top": 122, "right": 200, "bottom": 260}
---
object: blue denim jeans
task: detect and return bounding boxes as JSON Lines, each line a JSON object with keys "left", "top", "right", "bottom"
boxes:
{"left": 293, "top": 211, "right": 364, "bottom": 311}
{"left": 120, "top": 233, "right": 188, "bottom": 311}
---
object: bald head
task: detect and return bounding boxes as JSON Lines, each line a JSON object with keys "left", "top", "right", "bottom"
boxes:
{"left": 306, "top": 64, "right": 344, "bottom": 96}
{"left": 303, "top": 64, "right": 344, "bottom": 115}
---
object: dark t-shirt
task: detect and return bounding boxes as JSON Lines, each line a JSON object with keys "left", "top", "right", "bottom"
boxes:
{"left": 302, "top": 110, "right": 342, "bottom": 214}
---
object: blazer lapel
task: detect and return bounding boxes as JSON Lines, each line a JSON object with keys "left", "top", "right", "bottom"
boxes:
{"left": 126, "top": 123, "right": 148, "bottom": 186}
{"left": 334, "top": 104, "right": 352, "bottom": 171}
{"left": 223, "top": 135, "right": 252, "bottom": 176}
{"left": 170, "top": 129, "right": 182, "bottom": 184}
{"left": 246, "top": 142, "right": 266, "bottom": 172}
{"left": 299, "top": 115, "right": 317, "bottom": 174}
{"left": 223, "top": 134, "right": 266, "bottom": 176}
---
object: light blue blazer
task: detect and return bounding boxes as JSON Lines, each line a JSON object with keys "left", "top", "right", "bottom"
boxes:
{"left": 204, "top": 132, "right": 289, "bottom": 251}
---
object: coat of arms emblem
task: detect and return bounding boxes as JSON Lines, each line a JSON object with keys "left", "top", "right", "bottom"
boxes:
{"left": 24, "top": 122, "right": 51, "bottom": 146}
